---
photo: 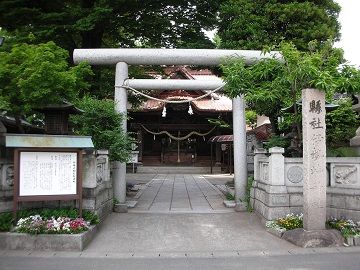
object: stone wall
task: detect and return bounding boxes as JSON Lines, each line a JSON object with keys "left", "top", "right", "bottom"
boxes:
{"left": 0, "top": 150, "right": 112, "bottom": 222}
{"left": 250, "top": 147, "right": 360, "bottom": 223}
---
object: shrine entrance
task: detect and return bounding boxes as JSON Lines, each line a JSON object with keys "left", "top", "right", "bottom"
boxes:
{"left": 73, "top": 48, "right": 281, "bottom": 212}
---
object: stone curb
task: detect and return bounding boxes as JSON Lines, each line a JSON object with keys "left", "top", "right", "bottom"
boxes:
{"left": 0, "top": 225, "right": 97, "bottom": 251}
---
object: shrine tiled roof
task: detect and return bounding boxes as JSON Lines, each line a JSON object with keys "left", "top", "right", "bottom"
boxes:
{"left": 130, "top": 66, "right": 232, "bottom": 113}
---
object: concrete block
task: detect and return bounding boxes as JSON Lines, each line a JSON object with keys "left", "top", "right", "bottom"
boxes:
{"left": 255, "top": 188, "right": 266, "bottom": 203}
{"left": 326, "top": 196, "right": 331, "bottom": 207}
{"left": 59, "top": 200, "right": 75, "bottom": 208}
{"left": 0, "top": 225, "right": 97, "bottom": 251}
{"left": 287, "top": 186, "right": 303, "bottom": 194}
{"left": 326, "top": 208, "right": 338, "bottom": 219}
{"left": 265, "top": 207, "right": 291, "bottom": 220}
{"left": 223, "top": 200, "right": 235, "bottom": 208}
{"left": 83, "top": 198, "right": 96, "bottom": 210}
{"left": 0, "top": 200, "right": 12, "bottom": 213}
{"left": 268, "top": 147, "right": 285, "bottom": 186}
{"left": 268, "top": 194, "right": 289, "bottom": 207}
{"left": 354, "top": 236, "right": 360, "bottom": 246}
{"left": 290, "top": 194, "right": 303, "bottom": 207}
{"left": 235, "top": 202, "right": 247, "bottom": 212}
{"left": 257, "top": 182, "right": 288, "bottom": 194}
{"left": 345, "top": 237, "right": 354, "bottom": 246}
{"left": 113, "top": 203, "right": 127, "bottom": 213}
{"left": 82, "top": 153, "right": 97, "bottom": 189}
{"left": 0, "top": 190, "right": 14, "bottom": 198}
{"left": 327, "top": 187, "right": 360, "bottom": 196}
{"left": 337, "top": 209, "right": 360, "bottom": 221}
{"left": 345, "top": 196, "right": 360, "bottom": 210}
{"left": 266, "top": 227, "right": 284, "bottom": 238}
{"left": 95, "top": 199, "right": 113, "bottom": 221}
{"left": 21, "top": 201, "right": 45, "bottom": 209}
{"left": 329, "top": 195, "right": 346, "bottom": 209}
{"left": 289, "top": 206, "right": 303, "bottom": 215}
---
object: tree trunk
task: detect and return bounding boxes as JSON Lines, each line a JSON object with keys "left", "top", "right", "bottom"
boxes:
{"left": 269, "top": 114, "right": 280, "bottom": 135}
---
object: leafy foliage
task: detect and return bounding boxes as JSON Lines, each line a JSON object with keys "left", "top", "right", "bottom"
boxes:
{"left": 222, "top": 41, "right": 360, "bottom": 140}
{"left": 327, "top": 218, "right": 360, "bottom": 238}
{"left": 0, "top": 212, "right": 13, "bottom": 231}
{"left": 71, "top": 96, "right": 133, "bottom": 162}
{"left": 245, "top": 110, "right": 257, "bottom": 128}
{"left": 326, "top": 99, "right": 359, "bottom": 147}
{"left": 327, "top": 147, "right": 360, "bottom": 157}
{"left": 0, "top": 1, "right": 220, "bottom": 51}
{"left": 218, "top": 0, "right": 340, "bottom": 51}
{"left": 264, "top": 135, "right": 290, "bottom": 150}
{"left": 245, "top": 176, "right": 254, "bottom": 212}
{"left": 0, "top": 41, "right": 92, "bottom": 131}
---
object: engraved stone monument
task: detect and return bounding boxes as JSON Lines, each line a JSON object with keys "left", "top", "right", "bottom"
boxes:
{"left": 302, "top": 88, "right": 326, "bottom": 230}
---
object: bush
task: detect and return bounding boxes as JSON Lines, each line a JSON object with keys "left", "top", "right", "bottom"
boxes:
{"left": 264, "top": 135, "right": 290, "bottom": 150}
{"left": 71, "top": 96, "right": 133, "bottom": 162}
{"left": 326, "top": 99, "right": 359, "bottom": 148}
{"left": 0, "top": 212, "right": 13, "bottom": 231}
{"left": 327, "top": 218, "right": 360, "bottom": 238}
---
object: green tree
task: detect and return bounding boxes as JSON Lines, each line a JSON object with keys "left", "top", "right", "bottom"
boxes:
{"left": 326, "top": 98, "right": 359, "bottom": 148}
{"left": 0, "top": 1, "right": 222, "bottom": 98}
{"left": 222, "top": 41, "right": 360, "bottom": 140}
{"left": 71, "top": 96, "right": 133, "bottom": 162}
{"left": 0, "top": 1, "right": 221, "bottom": 53}
{"left": 218, "top": 0, "right": 340, "bottom": 50}
{"left": 0, "top": 41, "right": 92, "bottom": 132}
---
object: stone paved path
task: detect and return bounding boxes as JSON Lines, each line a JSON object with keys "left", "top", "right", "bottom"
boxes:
{"left": 129, "top": 174, "right": 231, "bottom": 213}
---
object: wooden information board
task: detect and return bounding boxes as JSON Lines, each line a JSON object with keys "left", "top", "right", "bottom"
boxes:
{"left": 13, "top": 148, "right": 83, "bottom": 219}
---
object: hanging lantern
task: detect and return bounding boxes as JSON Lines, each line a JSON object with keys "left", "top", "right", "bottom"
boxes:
{"left": 154, "top": 134, "right": 156, "bottom": 140}
{"left": 188, "top": 102, "right": 193, "bottom": 115}
{"left": 162, "top": 104, "right": 167, "bottom": 117}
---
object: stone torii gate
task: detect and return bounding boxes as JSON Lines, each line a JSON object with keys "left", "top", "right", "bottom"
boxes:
{"left": 73, "top": 48, "right": 281, "bottom": 212}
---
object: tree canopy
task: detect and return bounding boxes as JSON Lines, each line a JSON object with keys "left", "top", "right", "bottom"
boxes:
{"left": 222, "top": 42, "right": 360, "bottom": 137}
{"left": 0, "top": 0, "right": 221, "bottom": 54}
{"left": 218, "top": 0, "right": 341, "bottom": 50}
{"left": 0, "top": 41, "right": 92, "bottom": 131}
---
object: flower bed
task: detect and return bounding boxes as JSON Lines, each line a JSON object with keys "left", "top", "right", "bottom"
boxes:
{"left": 327, "top": 218, "right": 360, "bottom": 246}
{"left": 0, "top": 208, "right": 100, "bottom": 251}
{"left": 266, "top": 213, "right": 360, "bottom": 246}
{"left": 16, "top": 215, "right": 90, "bottom": 234}
{"left": 265, "top": 213, "right": 303, "bottom": 237}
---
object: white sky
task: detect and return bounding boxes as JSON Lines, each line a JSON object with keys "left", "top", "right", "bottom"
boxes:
{"left": 334, "top": 0, "right": 359, "bottom": 67}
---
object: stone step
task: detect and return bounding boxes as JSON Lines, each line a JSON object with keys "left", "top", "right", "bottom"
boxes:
{"left": 136, "top": 166, "right": 221, "bottom": 174}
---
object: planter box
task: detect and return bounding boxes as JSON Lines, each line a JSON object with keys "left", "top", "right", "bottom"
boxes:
{"left": 0, "top": 225, "right": 97, "bottom": 251}
{"left": 354, "top": 236, "right": 360, "bottom": 246}
{"left": 266, "top": 227, "right": 285, "bottom": 238}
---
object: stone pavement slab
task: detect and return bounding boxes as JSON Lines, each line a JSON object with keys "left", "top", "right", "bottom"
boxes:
{"left": 129, "top": 174, "right": 230, "bottom": 213}
{"left": 84, "top": 212, "right": 298, "bottom": 254}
